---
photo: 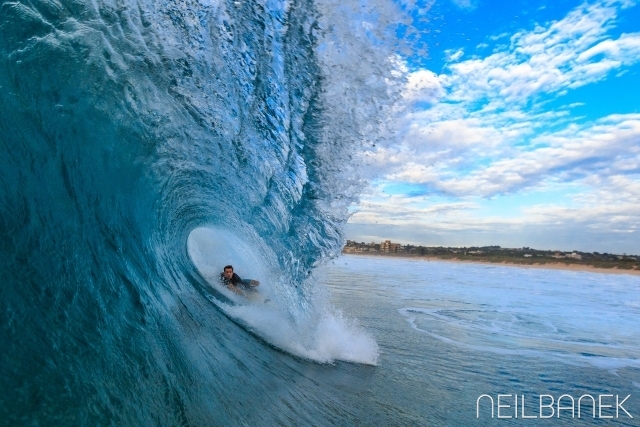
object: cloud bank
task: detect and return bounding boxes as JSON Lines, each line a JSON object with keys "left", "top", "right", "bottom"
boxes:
{"left": 351, "top": 0, "right": 640, "bottom": 253}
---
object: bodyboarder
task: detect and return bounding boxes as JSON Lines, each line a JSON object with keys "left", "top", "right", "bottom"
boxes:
{"left": 220, "top": 265, "right": 260, "bottom": 295}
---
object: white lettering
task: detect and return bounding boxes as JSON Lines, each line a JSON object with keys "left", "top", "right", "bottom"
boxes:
{"left": 477, "top": 395, "right": 494, "bottom": 419}
{"left": 557, "top": 394, "right": 574, "bottom": 418}
{"left": 521, "top": 394, "right": 537, "bottom": 419}
{"left": 477, "top": 393, "right": 632, "bottom": 419}
{"left": 540, "top": 395, "right": 555, "bottom": 418}
{"left": 599, "top": 394, "right": 613, "bottom": 419}
{"left": 578, "top": 395, "right": 596, "bottom": 418}
{"left": 616, "top": 395, "right": 633, "bottom": 418}
{"left": 497, "top": 395, "right": 512, "bottom": 419}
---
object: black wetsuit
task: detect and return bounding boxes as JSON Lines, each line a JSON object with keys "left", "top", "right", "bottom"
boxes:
{"left": 220, "top": 272, "right": 248, "bottom": 287}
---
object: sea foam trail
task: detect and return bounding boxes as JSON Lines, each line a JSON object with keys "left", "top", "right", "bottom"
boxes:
{"left": 330, "top": 256, "right": 640, "bottom": 371}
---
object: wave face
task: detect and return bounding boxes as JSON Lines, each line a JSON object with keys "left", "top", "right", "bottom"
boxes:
{"left": 0, "top": 0, "right": 402, "bottom": 424}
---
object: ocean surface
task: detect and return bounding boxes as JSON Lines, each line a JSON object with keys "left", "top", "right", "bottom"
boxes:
{"left": 2, "top": 0, "right": 640, "bottom": 425}
{"left": 317, "top": 255, "right": 640, "bottom": 426}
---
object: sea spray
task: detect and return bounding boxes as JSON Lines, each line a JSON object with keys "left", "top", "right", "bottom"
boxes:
{"left": 188, "top": 227, "right": 379, "bottom": 364}
{"left": 1, "top": 0, "right": 414, "bottom": 423}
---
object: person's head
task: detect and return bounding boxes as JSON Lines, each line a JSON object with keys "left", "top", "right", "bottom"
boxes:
{"left": 223, "top": 265, "right": 234, "bottom": 279}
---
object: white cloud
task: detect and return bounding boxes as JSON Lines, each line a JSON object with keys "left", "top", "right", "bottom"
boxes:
{"left": 520, "top": 174, "right": 640, "bottom": 234}
{"left": 351, "top": 171, "right": 640, "bottom": 251}
{"left": 350, "top": 188, "right": 482, "bottom": 227}
{"left": 379, "top": 0, "right": 640, "bottom": 197}
{"left": 354, "top": 0, "right": 640, "bottom": 250}
{"left": 450, "top": 0, "right": 476, "bottom": 10}
{"left": 403, "top": 69, "right": 444, "bottom": 104}
{"left": 430, "top": 114, "right": 640, "bottom": 196}
{"left": 436, "top": 1, "right": 640, "bottom": 106}
{"left": 488, "top": 32, "right": 510, "bottom": 41}
{"left": 445, "top": 48, "right": 464, "bottom": 62}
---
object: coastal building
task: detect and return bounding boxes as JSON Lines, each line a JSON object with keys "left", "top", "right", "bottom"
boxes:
{"left": 381, "top": 240, "right": 401, "bottom": 253}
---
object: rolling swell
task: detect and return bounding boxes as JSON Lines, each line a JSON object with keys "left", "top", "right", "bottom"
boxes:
{"left": 0, "top": 0, "right": 402, "bottom": 424}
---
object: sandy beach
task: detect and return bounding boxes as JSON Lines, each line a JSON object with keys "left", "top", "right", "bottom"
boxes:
{"left": 343, "top": 253, "right": 640, "bottom": 276}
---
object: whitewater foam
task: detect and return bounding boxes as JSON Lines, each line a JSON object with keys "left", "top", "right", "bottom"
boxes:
{"left": 188, "top": 227, "right": 379, "bottom": 365}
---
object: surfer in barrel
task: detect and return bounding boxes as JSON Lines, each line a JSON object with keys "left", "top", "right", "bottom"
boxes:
{"left": 220, "top": 265, "right": 260, "bottom": 295}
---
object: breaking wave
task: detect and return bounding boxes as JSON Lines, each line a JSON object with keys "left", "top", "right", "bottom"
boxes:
{"left": 0, "top": 0, "right": 410, "bottom": 423}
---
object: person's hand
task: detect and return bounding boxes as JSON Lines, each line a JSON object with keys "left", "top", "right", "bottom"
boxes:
{"left": 249, "top": 280, "right": 260, "bottom": 286}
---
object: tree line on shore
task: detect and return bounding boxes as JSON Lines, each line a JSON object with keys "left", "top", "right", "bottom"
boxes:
{"left": 342, "top": 240, "right": 640, "bottom": 270}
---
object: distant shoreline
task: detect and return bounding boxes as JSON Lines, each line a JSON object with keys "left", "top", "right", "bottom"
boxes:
{"left": 342, "top": 252, "right": 640, "bottom": 276}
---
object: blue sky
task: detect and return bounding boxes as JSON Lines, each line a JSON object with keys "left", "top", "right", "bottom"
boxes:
{"left": 347, "top": 0, "right": 640, "bottom": 253}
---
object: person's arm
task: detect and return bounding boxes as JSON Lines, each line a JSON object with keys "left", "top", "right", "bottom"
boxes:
{"left": 221, "top": 273, "right": 246, "bottom": 295}
{"left": 234, "top": 273, "right": 259, "bottom": 287}
{"left": 226, "top": 283, "right": 246, "bottom": 296}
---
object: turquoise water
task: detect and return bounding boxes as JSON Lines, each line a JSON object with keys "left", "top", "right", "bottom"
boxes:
{"left": 2, "top": 0, "right": 639, "bottom": 425}
{"left": 0, "top": 0, "right": 402, "bottom": 424}
{"left": 318, "top": 255, "right": 640, "bottom": 425}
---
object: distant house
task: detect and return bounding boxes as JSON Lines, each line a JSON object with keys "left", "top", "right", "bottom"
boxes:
{"left": 568, "top": 253, "right": 582, "bottom": 260}
{"left": 552, "top": 252, "right": 566, "bottom": 259}
{"left": 524, "top": 254, "right": 532, "bottom": 257}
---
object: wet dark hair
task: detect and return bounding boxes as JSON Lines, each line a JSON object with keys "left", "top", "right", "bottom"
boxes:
{"left": 223, "top": 265, "right": 233, "bottom": 271}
